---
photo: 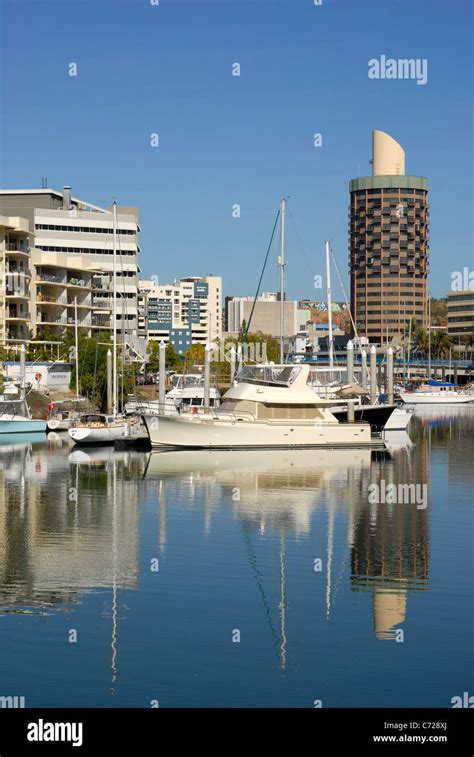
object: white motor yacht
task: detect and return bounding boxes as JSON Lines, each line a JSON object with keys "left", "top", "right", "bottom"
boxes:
{"left": 143, "top": 364, "right": 383, "bottom": 450}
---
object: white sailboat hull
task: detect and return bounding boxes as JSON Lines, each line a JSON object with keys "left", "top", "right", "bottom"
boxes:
{"left": 399, "top": 392, "right": 474, "bottom": 405}
{"left": 143, "top": 413, "right": 374, "bottom": 449}
{"left": 47, "top": 418, "right": 74, "bottom": 431}
{"left": 68, "top": 423, "right": 127, "bottom": 445}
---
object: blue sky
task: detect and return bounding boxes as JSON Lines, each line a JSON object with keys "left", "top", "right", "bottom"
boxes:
{"left": 1, "top": 0, "right": 472, "bottom": 299}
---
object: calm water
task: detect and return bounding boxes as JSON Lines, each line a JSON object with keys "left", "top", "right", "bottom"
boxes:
{"left": 0, "top": 407, "right": 472, "bottom": 708}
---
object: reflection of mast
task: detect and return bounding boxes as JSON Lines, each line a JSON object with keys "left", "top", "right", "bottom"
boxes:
{"left": 111, "top": 459, "right": 118, "bottom": 688}
{"left": 325, "top": 506, "right": 334, "bottom": 619}
{"left": 278, "top": 531, "right": 287, "bottom": 670}
{"left": 158, "top": 480, "right": 166, "bottom": 553}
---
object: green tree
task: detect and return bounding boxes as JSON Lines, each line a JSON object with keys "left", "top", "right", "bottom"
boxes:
{"left": 146, "top": 340, "right": 160, "bottom": 373}
{"left": 166, "top": 343, "right": 180, "bottom": 369}
{"left": 185, "top": 343, "right": 205, "bottom": 368}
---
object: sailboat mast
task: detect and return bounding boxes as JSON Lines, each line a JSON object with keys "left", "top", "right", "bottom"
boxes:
{"left": 74, "top": 296, "right": 79, "bottom": 399}
{"left": 325, "top": 240, "right": 334, "bottom": 369}
{"left": 279, "top": 198, "right": 286, "bottom": 364}
{"left": 112, "top": 202, "right": 118, "bottom": 417}
{"left": 427, "top": 291, "right": 431, "bottom": 381}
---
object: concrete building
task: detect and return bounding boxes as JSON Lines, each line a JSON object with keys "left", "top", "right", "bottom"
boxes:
{"left": 447, "top": 291, "right": 474, "bottom": 342}
{"left": 139, "top": 275, "right": 222, "bottom": 355}
{"left": 0, "top": 214, "right": 114, "bottom": 352}
{"left": 0, "top": 216, "right": 35, "bottom": 349}
{"left": 349, "top": 130, "right": 429, "bottom": 345}
{"left": 33, "top": 250, "right": 112, "bottom": 339}
{"left": 227, "top": 292, "right": 298, "bottom": 337}
{"left": 0, "top": 187, "right": 140, "bottom": 340}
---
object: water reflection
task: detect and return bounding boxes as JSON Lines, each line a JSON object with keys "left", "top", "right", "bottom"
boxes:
{"left": 0, "top": 406, "right": 471, "bottom": 691}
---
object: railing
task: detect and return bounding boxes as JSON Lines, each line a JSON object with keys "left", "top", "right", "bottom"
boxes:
{"left": 37, "top": 316, "right": 69, "bottom": 325}
{"left": 37, "top": 294, "right": 67, "bottom": 304}
{"left": 37, "top": 273, "right": 65, "bottom": 284}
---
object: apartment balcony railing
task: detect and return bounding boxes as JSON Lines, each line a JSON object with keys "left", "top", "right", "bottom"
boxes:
{"left": 37, "top": 273, "right": 66, "bottom": 284}
{"left": 7, "top": 243, "right": 29, "bottom": 253}
{"left": 91, "top": 316, "right": 111, "bottom": 326}
{"left": 6, "top": 288, "right": 29, "bottom": 297}
{"left": 37, "top": 294, "right": 68, "bottom": 304}
{"left": 67, "top": 298, "right": 92, "bottom": 308}
{"left": 37, "top": 315, "right": 69, "bottom": 325}
{"left": 67, "top": 277, "right": 89, "bottom": 288}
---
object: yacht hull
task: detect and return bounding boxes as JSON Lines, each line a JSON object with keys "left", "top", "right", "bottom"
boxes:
{"left": 0, "top": 418, "right": 46, "bottom": 434}
{"left": 331, "top": 404, "right": 395, "bottom": 432}
{"left": 143, "top": 414, "right": 374, "bottom": 449}
{"left": 68, "top": 424, "right": 127, "bottom": 445}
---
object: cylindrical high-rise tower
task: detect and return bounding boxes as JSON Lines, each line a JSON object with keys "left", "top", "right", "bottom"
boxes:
{"left": 349, "top": 130, "right": 429, "bottom": 345}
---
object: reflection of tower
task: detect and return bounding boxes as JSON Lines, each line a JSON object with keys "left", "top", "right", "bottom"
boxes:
{"left": 351, "top": 444, "right": 429, "bottom": 640}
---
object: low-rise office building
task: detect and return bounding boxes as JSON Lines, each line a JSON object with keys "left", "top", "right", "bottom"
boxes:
{"left": 227, "top": 292, "right": 298, "bottom": 338}
{"left": 447, "top": 290, "right": 474, "bottom": 343}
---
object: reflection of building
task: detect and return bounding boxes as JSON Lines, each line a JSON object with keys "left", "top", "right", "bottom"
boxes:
{"left": 350, "top": 443, "right": 430, "bottom": 640}
{"left": 349, "top": 130, "right": 429, "bottom": 344}
{"left": 0, "top": 444, "right": 143, "bottom": 609}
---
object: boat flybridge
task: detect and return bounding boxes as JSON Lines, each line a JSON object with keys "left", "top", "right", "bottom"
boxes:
{"left": 143, "top": 363, "right": 384, "bottom": 450}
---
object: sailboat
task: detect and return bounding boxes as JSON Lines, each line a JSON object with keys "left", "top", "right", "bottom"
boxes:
{"left": 69, "top": 203, "right": 129, "bottom": 445}
{"left": 0, "top": 345, "right": 47, "bottom": 434}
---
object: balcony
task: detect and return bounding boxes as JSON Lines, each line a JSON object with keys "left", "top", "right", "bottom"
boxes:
{"left": 67, "top": 277, "right": 90, "bottom": 288}
{"left": 6, "top": 243, "right": 29, "bottom": 254}
{"left": 37, "top": 273, "right": 66, "bottom": 285}
{"left": 37, "top": 293, "right": 68, "bottom": 305}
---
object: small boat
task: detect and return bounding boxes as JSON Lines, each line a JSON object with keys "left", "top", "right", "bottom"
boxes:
{"left": 166, "top": 373, "right": 221, "bottom": 411}
{"left": 0, "top": 386, "right": 46, "bottom": 434}
{"left": 400, "top": 380, "right": 474, "bottom": 405}
{"left": 143, "top": 363, "right": 384, "bottom": 450}
{"left": 125, "top": 374, "right": 221, "bottom": 417}
{"left": 68, "top": 414, "right": 128, "bottom": 445}
{"left": 47, "top": 397, "right": 93, "bottom": 431}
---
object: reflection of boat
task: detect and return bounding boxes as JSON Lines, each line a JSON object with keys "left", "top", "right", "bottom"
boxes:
{"left": 382, "top": 431, "right": 414, "bottom": 452}
{"left": 400, "top": 380, "right": 474, "bottom": 405}
{"left": 146, "top": 445, "right": 372, "bottom": 478}
{"left": 413, "top": 404, "right": 474, "bottom": 420}
{"left": 0, "top": 432, "right": 44, "bottom": 450}
{"left": 68, "top": 446, "right": 140, "bottom": 464}
{"left": 144, "top": 364, "right": 381, "bottom": 450}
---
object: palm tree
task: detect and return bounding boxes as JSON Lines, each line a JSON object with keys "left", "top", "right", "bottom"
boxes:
{"left": 431, "top": 330, "right": 454, "bottom": 359}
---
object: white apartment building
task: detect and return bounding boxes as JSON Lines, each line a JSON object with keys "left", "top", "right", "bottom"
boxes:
{"left": 0, "top": 216, "right": 35, "bottom": 348}
{"left": 139, "top": 275, "right": 222, "bottom": 354}
{"left": 0, "top": 215, "right": 113, "bottom": 352}
{"left": 0, "top": 187, "right": 140, "bottom": 339}
{"left": 227, "top": 292, "right": 298, "bottom": 337}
